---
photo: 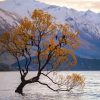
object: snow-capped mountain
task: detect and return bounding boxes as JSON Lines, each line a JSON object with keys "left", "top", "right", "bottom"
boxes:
{"left": 0, "top": 0, "right": 100, "bottom": 59}
{"left": 0, "top": 8, "right": 21, "bottom": 34}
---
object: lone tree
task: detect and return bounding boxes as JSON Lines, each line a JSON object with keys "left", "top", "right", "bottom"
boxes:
{"left": 0, "top": 9, "right": 84, "bottom": 95}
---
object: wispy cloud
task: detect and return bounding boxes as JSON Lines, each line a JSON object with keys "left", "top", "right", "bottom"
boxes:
{"left": 37, "top": 0, "right": 100, "bottom": 13}
{"left": 0, "top": 0, "right": 5, "bottom": 1}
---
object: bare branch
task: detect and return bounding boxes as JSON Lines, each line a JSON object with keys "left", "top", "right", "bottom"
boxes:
{"left": 25, "top": 50, "right": 32, "bottom": 72}
{"left": 41, "top": 73, "right": 61, "bottom": 85}
{"left": 15, "top": 56, "right": 23, "bottom": 76}
{"left": 38, "top": 81, "right": 71, "bottom": 92}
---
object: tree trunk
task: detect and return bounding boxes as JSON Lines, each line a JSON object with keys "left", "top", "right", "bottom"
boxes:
{"left": 15, "top": 81, "right": 27, "bottom": 95}
{"left": 15, "top": 76, "right": 39, "bottom": 95}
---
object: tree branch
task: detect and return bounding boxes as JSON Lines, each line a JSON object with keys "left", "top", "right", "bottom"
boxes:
{"left": 38, "top": 81, "right": 59, "bottom": 92}
{"left": 15, "top": 56, "right": 23, "bottom": 76}
{"left": 38, "top": 81, "right": 71, "bottom": 92}
{"left": 25, "top": 50, "right": 32, "bottom": 73}
{"left": 41, "top": 73, "right": 61, "bottom": 85}
{"left": 23, "top": 54, "right": 28, "bottom": 70}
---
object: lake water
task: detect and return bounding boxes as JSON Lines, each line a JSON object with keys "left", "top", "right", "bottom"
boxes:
{"left": 0, "top": 71, "right": 100, "bottom": 100}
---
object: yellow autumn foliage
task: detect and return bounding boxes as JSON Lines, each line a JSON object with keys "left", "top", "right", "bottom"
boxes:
{"left": 0, "top": 9, "right": 80, "bottom": 70}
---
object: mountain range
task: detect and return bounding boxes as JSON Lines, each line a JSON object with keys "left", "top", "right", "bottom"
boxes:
{"left": 0, "top": 0, "right": 100, "bottom": 70}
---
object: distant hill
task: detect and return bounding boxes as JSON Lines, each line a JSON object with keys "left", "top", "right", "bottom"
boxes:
{"left": 0, "top": 63, "right": 11, "bottom": 71}
{"left": 11, "top": 56, "right": 100, "bottom": 71}
{"left": 0, "top": 56, "right": 100, "bottom": 71}
{"left": 71, "top": 57, "right": 100, "bottom": 70}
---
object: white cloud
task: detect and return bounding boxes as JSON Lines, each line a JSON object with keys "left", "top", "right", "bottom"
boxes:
{"left": 0, "top": 0, "right": 5, "bottom": 1}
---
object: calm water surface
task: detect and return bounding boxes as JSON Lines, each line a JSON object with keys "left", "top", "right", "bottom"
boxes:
{"left": 0, "top": 71, "right": 100, "bottom": 100}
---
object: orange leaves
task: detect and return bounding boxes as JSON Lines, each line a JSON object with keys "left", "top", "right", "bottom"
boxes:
{"left": 51, "top": 48, "right": 77, "bottom": 69}
{"left": 0, "top": 23, "right": 32, "bottom": 57}
{"left": 12, "top": 32, "right": 30, "bottom": 51}
{"left": 32, "top": 9, "right": 43, "bottom": 19}
{"left": 53, "top": 72, "right": 85, "bottom": 90}
{"left": 12, "top": 18, "right": 32, "bottom": 47}
{"left": 32, "top": 9, "right": 53, "bottom": 24}
{"left": 57, "top": 23, "right": 80, "bottom": 50}
{"left": 54, "top": 47, "right": 66, "bottom": 56}
{"left": 0, "top": 32, "right": 18, "bottom": 56}
{"left": 0, "top": 9, "right": 81, "bottom": 70}
{"left": 66, "top": 73, "right": 85, "bottom": 88}
{"left": 31, "top": 9, "right": 56, "bottom": 33}
{"left": 3, "top": 32, "right": 10, "bottom": 40}
{"left": 0, "top": 32, "right": 10, "bottom": 43}
{"left": 0, "top": 9, "right": 85, "bottom": 92}
{"left": 20, "top": 17, "right": 32, "bottom": 31}
{"left": 58, "top": 24, "right": 70, "bottom": 35}
{"left": 33, "top": 9, "right": 80, "bottom": 68}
